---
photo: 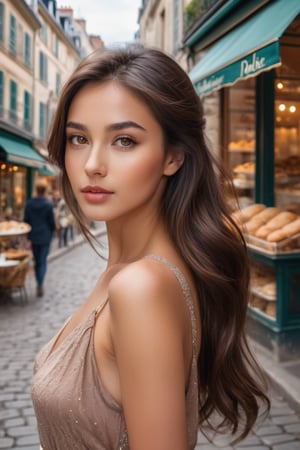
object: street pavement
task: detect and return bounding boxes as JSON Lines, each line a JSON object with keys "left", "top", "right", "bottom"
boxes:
{"left": 0, "top": 233, "right": 300, "bottom": 450}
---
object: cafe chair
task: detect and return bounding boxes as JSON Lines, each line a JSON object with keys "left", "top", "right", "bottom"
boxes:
{"left": 0, "top": 256, "right": 30, "bottom": 305}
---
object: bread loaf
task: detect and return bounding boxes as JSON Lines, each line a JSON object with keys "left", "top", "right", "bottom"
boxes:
{"left": 245, "top": 207, "right": 282, "bottom": 234}
{"left": 255, "top": 211, "right": 297, "bottom": 239}
{"left": 267, "top": 217, "right": 300, "bottom": 242}
{"left": 266, "top": 230, "right": 286, "bottom": 242}
{"left": 232, "top": 204, "right": 265, "bottom": 225}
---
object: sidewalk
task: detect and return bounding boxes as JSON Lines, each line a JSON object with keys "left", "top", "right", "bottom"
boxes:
{"left": 247, "top": 317, "right": 300, "bottom": 413}
{"left": 48, "top": 221, "right": 107, "bottom": 262}
{"left": 49, "top": 223, "right": 300, "bottom": 412}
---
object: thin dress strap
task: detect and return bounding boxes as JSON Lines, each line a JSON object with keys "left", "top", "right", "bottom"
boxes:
{"left": 144, "top": 255, "right": 197, "bottom": 351}
{"left": 94, "top": 297, "right": 110, "bottom": 316}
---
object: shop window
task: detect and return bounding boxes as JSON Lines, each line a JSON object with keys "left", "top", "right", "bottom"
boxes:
{"left": 0, "top": 2, "right": 4, "bottom": 43}
{"left": 9, "top": 14, "right": 16, "bottom": 55}
{"left": 24, "top": 32, "right": 31, "bottom": 68}
{"left": 39, "top": 51, "right": 48, "bottom": 83}
{"left": 23, "top": 90, "right": 31, "bottom": 132}
{"left": 9, "top": 79, "right": 18, "bottom": 123}
{"left": 39, "top": 102, "right": 46, "bottom": 139}
{"left": 0, "top": 71, "right": 3, "bottom": 117}
{"left": 0, "top": 163, "right": 26, "bottom": 219}
{"left": 274, "top": 43, "right": 300, "bottom": 213}
{"left": 227, "top": 78, "right": 256, "bottom": 208}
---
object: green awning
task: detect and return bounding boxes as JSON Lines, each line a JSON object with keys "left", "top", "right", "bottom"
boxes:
{"left": 189, "top": 0, "right": 300, "bottom": 96}
{"left": 38, "top": 163, "right": 59, "bottom": 176}
{"left": 0, "top": 133, "right": 46, "bottom": 168}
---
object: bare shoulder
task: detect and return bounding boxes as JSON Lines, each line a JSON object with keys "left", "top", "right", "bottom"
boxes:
{"left": 108, "top": 257, "right": 184, "bottom": 312}
{"left": 108, "top": 257, "right": 191, "bottom": 370}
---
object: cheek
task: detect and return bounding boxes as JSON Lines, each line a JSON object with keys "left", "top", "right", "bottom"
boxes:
{"left": 124, "top": 153, "right": 166, "bottom": 184}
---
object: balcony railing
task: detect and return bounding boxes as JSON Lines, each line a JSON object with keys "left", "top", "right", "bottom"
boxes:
{"left": 184, "top": 0, "right": 218, "bottom": 33}
{"left": 0, "top": 107, "right": 33, "bottom": 134}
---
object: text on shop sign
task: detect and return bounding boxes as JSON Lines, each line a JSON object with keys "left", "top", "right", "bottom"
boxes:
{"left": 240, "top": 53, "right": 266, "bottom": 77}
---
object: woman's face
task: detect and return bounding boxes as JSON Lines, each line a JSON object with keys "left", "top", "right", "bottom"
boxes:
{"left": 65, "top": 81, "right": 178, "bottom": 224}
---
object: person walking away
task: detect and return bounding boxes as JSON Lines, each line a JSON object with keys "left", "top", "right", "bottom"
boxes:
{"left": 24, "top": 180, "right": 55, "bottom": 297}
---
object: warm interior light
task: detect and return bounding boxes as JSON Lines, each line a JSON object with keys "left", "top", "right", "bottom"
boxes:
{"left": 1, "top": 164, "right": 6, "bottom": 170}
{"left": 289, "top": 105, "right": 296, "bottom": 113}
{"left": 277, "top": 82, "right": 284, "bottom": 89}
{"left": 12, "top": 165, "right": 18, "bottom": 171}
{"left": 279, "top": 103, "right": 286, "bottom": 111}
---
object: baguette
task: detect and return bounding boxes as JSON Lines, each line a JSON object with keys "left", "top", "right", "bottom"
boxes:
{"left": 232, "top": 204, "right": 265, "bottom": 226}
{"left": 267, "top": 217, "right": 300, "bottom": 242}
{"left": 245, "top": 207, "right": 281, "bottom": 234}
{"left": 255, "top": 211, "right": 297, "bottom": 239}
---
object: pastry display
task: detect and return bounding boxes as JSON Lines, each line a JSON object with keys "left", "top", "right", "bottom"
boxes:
{"left": 255, "top": 211, "right": 297, "bottom": 239}
{"left": 0, "top": 221, "right": 31, "bottom": 235}
{"left": 233, "top": 155, "right": 300, "bottom": 181}
{"left": 229, "top": 139, "right": 255, "bottom": 151}
{"left": 265, "top": 302, "right": 276, "bottom": 318}
{"left": 232, "top": 203, "right": 265, "bottom": 226}
{"left": 276, "top": 155, "right": 300, "bottom": 177}
{"left": 250, "top": 261, "right": 277, "bottom": 319}
{"left": 233, "top": 161, "right": 255, "bottom": 174}
{"left": 267, "top": 217, "right": 300, "bottom": 242}
{"left": 260, "top": 282, "right": 276, "bottom": 298}
{"left": 232, "top": 204, "right": 300, "bottom": 253}
{"left": 250, "top": 295, "right": 267, "bottom": 311}
{"left": 244, "top": 207, "right": 282, "bottom": 234}
{"left": 249, "top": 293, "right": 276, "bottom": 319}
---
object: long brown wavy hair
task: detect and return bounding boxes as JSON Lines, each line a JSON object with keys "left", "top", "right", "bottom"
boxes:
{"left": 47, "top": 45, "right": 269, "bottom": 443}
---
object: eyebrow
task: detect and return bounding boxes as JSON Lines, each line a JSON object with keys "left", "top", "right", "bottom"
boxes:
{"left": 66, "top": 120, "right": 146, "bottom": 132}
{"left": 66, "top": 121, "right": 87, "bottom": 131}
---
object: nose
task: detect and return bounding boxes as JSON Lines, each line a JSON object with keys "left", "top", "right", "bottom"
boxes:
{"left": 84, "top": 144, "right": 107, "bottom": 177}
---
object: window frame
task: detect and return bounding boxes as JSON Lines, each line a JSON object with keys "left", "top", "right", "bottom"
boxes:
{"left": 9, "top": 14, "right": 17, "bottom": 55}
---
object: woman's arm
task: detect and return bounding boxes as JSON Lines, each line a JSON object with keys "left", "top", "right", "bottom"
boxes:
{"left": 109, "top": 260, "right": 190, "bottom": 450}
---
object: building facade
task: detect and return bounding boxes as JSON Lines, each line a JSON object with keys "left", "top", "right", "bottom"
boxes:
{"left": 0, "top": 0, "right": 103, "bottom": 219}
{"left": 138, "top": 0, "right": 191, "bottom": 69}
{"left": 0, "top": 0, "right": 45, "bottom": 219}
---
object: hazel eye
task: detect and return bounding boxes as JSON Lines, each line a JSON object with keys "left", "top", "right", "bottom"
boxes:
{"left": 115, "top": 136, "right": 135, "bottom": 148}
{"left": 70, "top": 135, "right": 87, "bottom": 145}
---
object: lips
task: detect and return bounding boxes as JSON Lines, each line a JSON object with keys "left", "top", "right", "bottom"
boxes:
{"left": 81, "top": 185, "right": 112, "bottom": 194}
{"left": 81, "top": 185, "right": 113, "bottom": 204}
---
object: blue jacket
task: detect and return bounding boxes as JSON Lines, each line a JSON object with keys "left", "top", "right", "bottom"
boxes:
{"left": 24, "top": 197, "right": 56, "bottom": 245}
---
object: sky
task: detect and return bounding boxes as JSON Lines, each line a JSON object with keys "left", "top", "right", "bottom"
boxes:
{"left": 58, "top": 0, "right": 142, "bottom": 47}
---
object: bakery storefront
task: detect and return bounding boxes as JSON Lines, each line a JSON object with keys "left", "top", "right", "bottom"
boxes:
{"left": 187, "top": 0, "right": 300, "bottom": 332}
{"left": 0, "top": 131, "right": 48, "bottom": 220}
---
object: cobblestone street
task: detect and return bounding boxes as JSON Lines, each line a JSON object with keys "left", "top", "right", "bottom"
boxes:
{"left": 0, "top": 240, "right": 300, "bottom": 449}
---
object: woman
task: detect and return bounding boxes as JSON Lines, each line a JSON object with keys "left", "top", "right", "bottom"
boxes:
{"left": 32, "top": 46, "right": 269, "bottom": 450}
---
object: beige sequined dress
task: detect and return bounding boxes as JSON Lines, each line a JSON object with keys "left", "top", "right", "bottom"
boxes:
{"left": 32, "top": 255, "right": 199, "bottom": 450}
